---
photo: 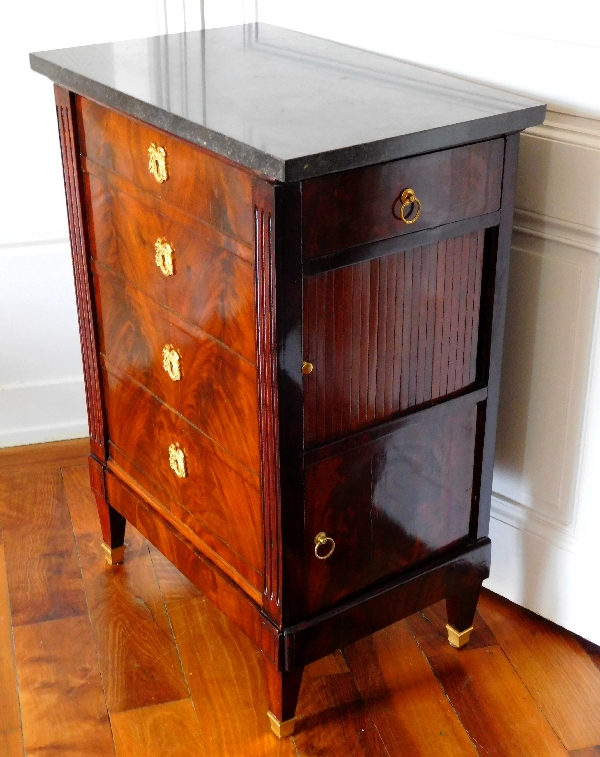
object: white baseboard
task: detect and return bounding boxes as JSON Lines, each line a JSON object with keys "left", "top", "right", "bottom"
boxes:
{"left": 486, "top": 515, "right": 600, "bottom": 647}
{"left": 0, "top": 378, "right": 88, "bottom": 448}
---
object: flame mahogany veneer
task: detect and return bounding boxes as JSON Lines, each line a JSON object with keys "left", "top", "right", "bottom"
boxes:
{"left": 35, "top": 26, "right": 545, "bottom": 736}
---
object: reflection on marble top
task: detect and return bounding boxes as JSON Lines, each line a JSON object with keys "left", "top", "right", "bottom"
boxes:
{"left": 30, "top": 23, "right": 545, "bottom": 181}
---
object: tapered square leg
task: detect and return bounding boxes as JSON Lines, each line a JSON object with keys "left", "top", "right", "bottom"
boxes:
{"left": 445, "top": 581, "right": 482, "bottom": 649}
{"left": 263, "top": 659, "right": 303, "bottom": 739}
{"left": 95, "top": 494, "right": 126, "bottom": 566}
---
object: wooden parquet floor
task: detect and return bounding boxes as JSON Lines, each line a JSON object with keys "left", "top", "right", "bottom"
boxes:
{"left": 1, "top": 439, "right": 600, "bottom": 757}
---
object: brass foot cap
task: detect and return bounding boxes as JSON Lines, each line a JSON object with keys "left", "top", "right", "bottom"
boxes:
{"left": 101, "top": 542, "right": 125, "bottom": 566}
{"left": 267, "top": 711, "right": 296, "bottom": 739}
{"left": 446, "top": 623, "right": 474, "bottom": 649}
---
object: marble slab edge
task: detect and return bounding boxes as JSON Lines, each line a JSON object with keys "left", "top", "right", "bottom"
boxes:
{"left": 30, "top": 52, "right": 546, "bottom": 184}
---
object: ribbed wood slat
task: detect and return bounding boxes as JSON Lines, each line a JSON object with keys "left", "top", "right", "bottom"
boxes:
{"left": 303, "top": 231, "right": 484, "bottom": 446}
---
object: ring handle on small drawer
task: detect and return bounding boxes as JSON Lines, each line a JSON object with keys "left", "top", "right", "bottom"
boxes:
{"left": 314, "top": 531, "right": 335, "bottom": 560}
{"left": 148, "top": 143, "right": 168, "bottom": 183}
{"left": 162, "top": 344, "right": 181, "bottom": 381}
{"left": 155, "top": 238, "right": 174, "bottom": 277}
{"left": 395, "top": 188, "right": 422, "bottom": 225}
{"left": 168, "top": 443, "right": 187, "bottom": 478}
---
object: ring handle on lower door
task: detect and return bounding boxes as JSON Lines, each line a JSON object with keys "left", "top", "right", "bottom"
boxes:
{"left": 314, "top": 531, "right": 335, "bottom": 560}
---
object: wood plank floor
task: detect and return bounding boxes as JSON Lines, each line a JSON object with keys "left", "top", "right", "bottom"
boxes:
{"left": 1, "top": 439, "right": 600, "bottom": 757}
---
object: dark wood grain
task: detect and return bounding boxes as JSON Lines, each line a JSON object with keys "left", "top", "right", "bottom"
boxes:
{"left": 55, "top": 86, "right": 107, "bottom": 461}
{"left": 302, "top": 139, "right": 504, "bottom": 258}
{"left": 429, "top": 646, "right": 569, "bottom": 757}
{"left": 147, "top": 543, "right": 202, "bottom": 605}
{"left": 272, "top": 182, "right": 306, "bottom": 627}
{"left": 63, "top": 464, "right": 190, "bottom": 712}
{"left": 13, "top": 615, "right": 115, "bottom": 756}
{"left": 0, "top": 731, "right": 22, "bottom": 757}
{"left": 165, "top": 596, "right": 296, "bottom": 757}
{"left": 110, "top": 699, "right": 206, "bottom": 757}
{"left": 76, "top": 527, "right": 190, "bottom": 712}
{"left": 304, "top": 401, "right": 478, "bottom": 614}
{"left": 77, "top": 96, "right": 256, "bottom": 245}
{"left": 107, "top": 445, "right": 261, "bottom": 598}
{"left": 0, "top": 543, "right": 22, "bottom": 755}
{"left": 62, "top": 464, "right": 110, "bottom": 537}
{"left": 577, "top": 636, "right": 600, "bottom": 675}
{"left": 293, "top": 652, "right": 389, "bottom": 756}
{"left": 94, "top": 267, "right": 260, "bottom": 472}
{"left": 303, "top": 232, "right": 484, "bottom": 446}
{"left": 478, "top": 590, "right": 600, "bottom": 751}
{"left": 0, "top": 438, "right": 88, "bottom": 472}
{"left": 406, "top": 598, "right": 496, "bottom": 657}
{"left": 103, "top": 468, "right": 263, "bottom": 650}
{"left": 303, "top": 211, "right": 500, "bottom": 276}
{"left": 284, "top": 538, "right": 491, "bottom": 671}
{"left": 46, "top": 87, "right": 530, "bottom": 735}
{"left": 104, "top": 368, "right": 263, "bottom": 585}
{"left": 85, "top": 169, "right": 256, "bottom": 362}
{"left": 254, "top": 180, "right": 284, "bottom": 623}
{"left": 10, "top": 440, "right": 600, "bottom": 757}
{"left": 0, "top": 469, "right": 87, "bottom": 626}
{"left": 345, "top": 621, "right": 478, "bottom": 756}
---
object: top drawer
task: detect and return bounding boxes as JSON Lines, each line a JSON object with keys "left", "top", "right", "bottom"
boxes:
{"left": 302, "top": 139, "right": 504, "bottom": 259}
{"left": 75, "top": 97, "right": 255, "bottom": 246}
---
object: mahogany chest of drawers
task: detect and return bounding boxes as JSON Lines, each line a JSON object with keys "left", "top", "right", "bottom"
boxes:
{"left": 31, "top": 24, "right": 545, "bottom": 738}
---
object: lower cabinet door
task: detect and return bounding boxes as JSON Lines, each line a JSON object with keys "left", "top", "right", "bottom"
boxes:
{"left": 304, "top": 398, "right": 480, "bottom": 615}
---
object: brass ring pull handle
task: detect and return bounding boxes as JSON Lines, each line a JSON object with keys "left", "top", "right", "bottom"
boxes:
{"left": 148, "top": 143, "right": 168, "bottom": 183}
{"left": 162, "top": 344, "right": 181, "bottom": 382}
{"left": 314, "top": 531, "right": 335, "bottom": 560}
{"left": 396, "top": 188, "right": 422, "bottom": 225}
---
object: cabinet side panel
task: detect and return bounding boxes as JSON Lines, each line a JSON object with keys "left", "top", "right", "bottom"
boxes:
{"left": 54, "top": 86, "right": 105, "bottom": 460}
{"left": 477, "top": 135, "right": 520, "bottom": 538}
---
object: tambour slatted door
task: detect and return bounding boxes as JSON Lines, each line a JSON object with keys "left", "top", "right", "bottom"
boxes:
{"left": 303, "top": 231, "right": 485, "bottom": 447}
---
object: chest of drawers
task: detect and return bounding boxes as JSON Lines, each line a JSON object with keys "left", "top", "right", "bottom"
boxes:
{"left": 31, "top": 24, "right": 545, "bottom": 738}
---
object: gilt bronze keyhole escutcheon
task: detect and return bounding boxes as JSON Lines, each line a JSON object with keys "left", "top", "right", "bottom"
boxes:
{"left": 148, "top": 142, "right": 168, "bottom": 183}
{"left": 168, "top": 443, "right": 187, "bottom": 478}
{"left": 155, "top": 238, "right": 174, "bottom": 276}
{"left": 162, "top": 345, "right": 181, "bottom": 382}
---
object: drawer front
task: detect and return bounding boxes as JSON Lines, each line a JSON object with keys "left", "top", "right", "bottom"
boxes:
{"left": 302, "top": 139, "right": 504, "bottom": 259}
{"left": 304, "top": 401, "right": 478, "bottom": 614}
{"left": 304, "top": 230, "right": 485, "bottom": 447}
{"left": 85, "top": 173, "right": 256, "bottom": 363}
{"left": 94, "top": 269, "right": 259, "bottom": 473}
{"left": 76, "top": 96, "right": 255, "bottom": 245}
{"left": 104, "top": 369, "right": 263, "bottom": 579}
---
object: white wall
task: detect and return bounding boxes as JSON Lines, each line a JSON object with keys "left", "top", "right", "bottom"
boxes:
{"left": 4, "top": 1, "right": 599, "bottom": 641}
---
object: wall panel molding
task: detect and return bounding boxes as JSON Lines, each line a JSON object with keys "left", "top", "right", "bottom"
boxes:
{"left": 490, "top": 492, "right": 580, "bottom": 555}
{"left": 526, "top": 108, "right": 600, "bottom": 151}
{"left": 487, "top": 108, "right": 600, "bottom": 642}
{"left": 513, "top": 210, "right": 600, "bottom": 255}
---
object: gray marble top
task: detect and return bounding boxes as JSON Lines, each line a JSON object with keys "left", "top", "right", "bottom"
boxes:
{"left": 31, "top": 24, "right": 545, "bottom": 182}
